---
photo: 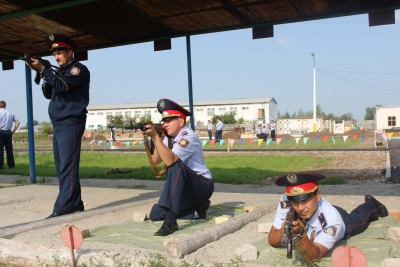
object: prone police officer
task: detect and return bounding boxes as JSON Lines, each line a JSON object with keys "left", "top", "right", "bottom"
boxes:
{"left": 145, "top": 99, "right": 214, "bottom": 236}
{"left": 26, "top": 33, "right": 90, "bottom": 218}
{"left": 268, "top": 172, "right": 388, "bottom": 262}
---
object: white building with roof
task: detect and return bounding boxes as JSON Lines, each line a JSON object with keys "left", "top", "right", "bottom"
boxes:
{"left": 375, "top": 106, "right": 399, "bottom": 130}
{"left": 86, "top": 97, "right": 278, "bottom": 130}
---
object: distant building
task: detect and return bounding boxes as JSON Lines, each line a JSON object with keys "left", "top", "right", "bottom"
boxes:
{"left": 86, "top": 97, "right": 278, "bottom": 130}
{"left": 375, "top": 106, "right": 399, "bottom": 130}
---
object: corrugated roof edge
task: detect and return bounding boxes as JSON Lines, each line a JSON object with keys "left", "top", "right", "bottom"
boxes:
{"left": 87, "top": 97, "right": 273, "bottom": 110}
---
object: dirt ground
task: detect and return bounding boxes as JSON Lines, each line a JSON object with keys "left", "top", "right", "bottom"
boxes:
{"left": 0, "top": 149, "right": 397, "bottom": 267}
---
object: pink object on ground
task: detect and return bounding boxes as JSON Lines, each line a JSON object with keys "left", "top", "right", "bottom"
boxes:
{"left": 331, "top": 245, "right": 367, "bottom": 267}
{"left": 60, "top": 225, "right": 83, "bottom": 249}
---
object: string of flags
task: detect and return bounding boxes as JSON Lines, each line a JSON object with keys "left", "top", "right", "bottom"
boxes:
{"left": 89, "top": 139, "right": 145, "bottom": 147}
{"left": 88, "top": 134, "right": 370, "bottom": 148}
{"left": 200, "top": 135, "right": 365, "bottom": 147}
{"left": 382, "top": 133, "right": 395, "bottom": 142}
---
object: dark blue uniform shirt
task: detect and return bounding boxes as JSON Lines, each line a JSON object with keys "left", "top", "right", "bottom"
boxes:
{"left": 41, "top": 59, "right": 90, "bottom": 123}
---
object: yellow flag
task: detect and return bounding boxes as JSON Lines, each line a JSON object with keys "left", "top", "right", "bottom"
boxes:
{"left": 258, "top": 139, "right": 264, "bottom": 146}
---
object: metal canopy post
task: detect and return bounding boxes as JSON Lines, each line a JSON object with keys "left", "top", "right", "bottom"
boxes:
{"left": 185, "top": 35, "right": 195, "bottom": 130}
{"left": 24, "top": 64, "right": 36, "bottom": 183}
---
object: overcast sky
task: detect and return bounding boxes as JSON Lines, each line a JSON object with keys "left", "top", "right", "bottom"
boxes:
{"left": 1, "top": 11, "right": 399, "bottom": 126}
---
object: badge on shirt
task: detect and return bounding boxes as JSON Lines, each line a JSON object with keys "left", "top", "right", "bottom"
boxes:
{"left": 178, "top": 138, "right": 190, "bottom": 148}
{"left": 323, "top": 226, "right": 337, "bottom": 237}
{"left": 71, "top": 67, "right": 80, "bottom": 75}
{"left": 280, "top": 201, "right": 292, "bottom": 209}
{"left": 318, "top": 213, "right": 327, "bottom": 228}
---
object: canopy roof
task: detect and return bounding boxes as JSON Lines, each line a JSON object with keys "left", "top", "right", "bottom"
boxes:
{"left": 1, "top": 0, "right": 399, "bottom": 63}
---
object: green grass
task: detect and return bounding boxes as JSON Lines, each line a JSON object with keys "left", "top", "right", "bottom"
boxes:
{"left": 318, "top": 175, "right": 346, "bottom": 185}
{"left": 0, "top": 152, "right": 333, "bottom": 185}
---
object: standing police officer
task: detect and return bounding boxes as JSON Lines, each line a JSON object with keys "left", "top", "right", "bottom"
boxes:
{"left": 207, "top": 119, "right": 213, "bottom": 140}
{"left": 268, "top": 172, "right": 388, "bottom": 262}
{"left": 26, "top": 34, "right": 90, "bottom": 218}
{"left": 146, "top": 99, "right": 214, "bottom": 236}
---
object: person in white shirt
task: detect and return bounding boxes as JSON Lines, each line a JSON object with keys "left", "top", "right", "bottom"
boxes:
{"left": 270, "top": 119, "right": 276, "bottom": 140}
{"left": 0, "top": 100, "right": 20, "bottom": 169}
{"left": 145, "top": 99, "right": 214, "bottom": 236}
{"left": 215, "top": 118, "right": 224, "bottom": 141}
{"left": 269, "top": 172, "right": 388, "bottom": 262}
{"left": 207, "top": 120, "right": 213, "bottom": 140}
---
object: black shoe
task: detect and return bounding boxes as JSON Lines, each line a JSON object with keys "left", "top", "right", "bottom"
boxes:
{"left": 365, "top": 195, "right": 388, "bottom": 217}
{"left": 71, "top": 209, "right": 84, "bottom": 214}
{"left": 154, "top": 220, "right": 179, "bottom": 236}
{"left": 71, "top": 205, "right": 85, "bottom": 213}
{"left": 45, "top": 212, "right": 64, "bottom": 219}
{"left": 196, "top": 200, "right": 211, "bottom": 219}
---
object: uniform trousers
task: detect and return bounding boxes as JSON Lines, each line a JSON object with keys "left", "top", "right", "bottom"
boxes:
{"left": 215, "top": 130, "right": 222, "bottom": 141}
{"left": 150, "top": 160, "right": 214, "bottom": 221}
{"left": 334, "top": 201, "right": 378, "bottom": 239}
{"left": 208, "top": 130, "right": 212, "bottom": 140}
{"left": 52, "top": 120, "right": 85, "bottom": 214}
{"left": 271, "top": 129, "right": 276, "bottom": 140}
{"left": 0, "top": 130, "right": 14, "bottom": 169}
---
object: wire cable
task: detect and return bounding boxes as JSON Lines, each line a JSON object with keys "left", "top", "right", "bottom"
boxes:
{"left": 318, "top": 69, "right": 399, "bottom": 75}
{"left": 317, "top": 69, "right": 400, "bottom": 94}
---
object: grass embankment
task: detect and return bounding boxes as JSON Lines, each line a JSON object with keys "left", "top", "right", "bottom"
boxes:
{"left": 0, "top": 152, "right": 343, "bottom": 185}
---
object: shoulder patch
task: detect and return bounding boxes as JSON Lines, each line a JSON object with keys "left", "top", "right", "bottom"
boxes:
{"left": 181, "top": 131, "right": 188, "bottom": 136}
{"left": 178, "top": 138, "right": 190, "bottom": 148}
{"left": 318, "top": 213, "right": 327, "bottom": 228}
{"left": 323, "top": 226, "right": 337, "bottom": 237}
{"left": 280, "top": 201, "right": 292, "bottom": 209}
{"left": 71, "top": 67, "right": 80, "bottom": 75}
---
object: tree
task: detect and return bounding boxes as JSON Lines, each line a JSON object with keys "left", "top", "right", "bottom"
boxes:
{"left": 212, "top": 111, "right": 236, "bottom": 124}
{"left": 20, "top": 120, "right": 40, "bottom": 130}
{"left": 40, "top": 122, "right": 53, "bottom": 135}
{"left": 338, "top": 112, "right": 353, "bottom": 121}
{"left": 364, "top": 105, "right": 381, "bottom": 120}
{"left": 237, "top": 117, "right": 244, "bottom": 124}
{"left": 107, "top": 115, "right": 124, "bottom": 128}
{"left": 281, "top": 111, "right": 291, "bottom": 118}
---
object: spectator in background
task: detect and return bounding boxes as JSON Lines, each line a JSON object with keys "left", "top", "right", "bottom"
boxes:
{"left": 215, "top": 118, "right": 224, "bottom": 142}
{"left": 262, "top": 120, "right": 267, "bottom": 131}
{"left": 270, "top": 119, "right": 276, "bottom": 140}
{"left": 207, "top": 120, "right": 213, "bottom": 140}
{"left": 109, "top": 121, "right": 116, "bottom": 141}
{"left": 263, "top": 122, "right": 269, "bottom": 137}
{"left": 0, "top": 100, "right": 20, "bottom": 169}
{"left": 255, "top": 124, "right": 268, "bottom": 140}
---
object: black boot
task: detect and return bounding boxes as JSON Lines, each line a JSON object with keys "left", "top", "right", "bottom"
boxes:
{"left": 365, "top": 195, "right": 388, "bottom": 217}
{"left": 154, "top": 220, "right": 179, "bottom": 236}
{"left": 195, "top": 200, "right": 211, "bottom": 219}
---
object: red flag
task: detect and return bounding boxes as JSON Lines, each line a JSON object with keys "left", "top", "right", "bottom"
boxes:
{"left": 248, "top": 139, "right": 253, "bottom": 145}
{"left": 210, "top": 140, "right": 216, "bottom": 147}
{"left": 323, "top": 136, "right": 329, "bottom": 142}
{"left": 352, "top": 135, "right": 357, "bottom": 140}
